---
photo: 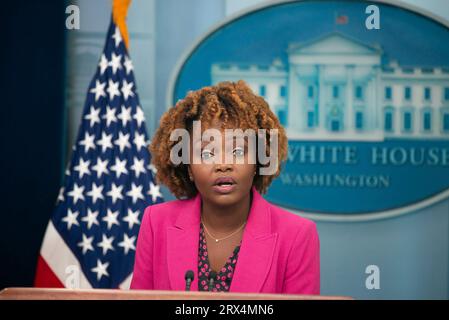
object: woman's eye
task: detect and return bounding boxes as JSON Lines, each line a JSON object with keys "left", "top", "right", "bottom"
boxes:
{"left": 201, "top": 150, "right": 214, "bottom": 159}
{"left": 233, "top": 147, "right": 245, "bottom": 157}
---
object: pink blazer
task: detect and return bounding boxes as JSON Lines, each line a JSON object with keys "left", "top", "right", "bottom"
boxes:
{"left": 130, "top": 186, "right": 320, "bottom": 294}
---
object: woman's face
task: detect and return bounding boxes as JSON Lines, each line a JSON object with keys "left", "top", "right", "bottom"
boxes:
{"left": 188, "top": 121, "right": 256, "bottom": 208}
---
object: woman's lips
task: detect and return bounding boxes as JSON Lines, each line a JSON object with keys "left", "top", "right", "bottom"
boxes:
{"left": 212, "top": 183, "right": 236, "bottom": 194}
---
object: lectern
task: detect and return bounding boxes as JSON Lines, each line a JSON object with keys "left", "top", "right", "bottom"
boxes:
{"left": 0, "top": 288, "right": 352, "bottom": 300}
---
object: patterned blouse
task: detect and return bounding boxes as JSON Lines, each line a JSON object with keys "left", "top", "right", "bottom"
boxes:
{"left": 198, "top": 222, "right": 241, "bottom": 292}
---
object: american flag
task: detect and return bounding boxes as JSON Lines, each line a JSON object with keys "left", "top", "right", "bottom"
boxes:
{"left": 335, "top": 13, "right": 349, "bottom": 25}
{"left": 34, "top": 18, "right": 163, "bottom": 289}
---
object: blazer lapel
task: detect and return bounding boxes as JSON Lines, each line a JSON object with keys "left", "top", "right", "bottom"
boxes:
{"left": 166, "top": 186, "right": 277, "bottom": 293}
{"left": 166, "top": 194, "right": 201, "bottom": 291}
{"left": 230, "top": 187, "right": 278, "bottom": 293}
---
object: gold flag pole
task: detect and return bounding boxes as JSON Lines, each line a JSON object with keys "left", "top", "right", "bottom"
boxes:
{"left": 112, "top": 0, "right": 131, "bottom": 50}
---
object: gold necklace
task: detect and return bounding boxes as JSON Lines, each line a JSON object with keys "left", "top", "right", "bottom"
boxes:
{"left": 201, "top": 219, "right": 246, "bottom": 243}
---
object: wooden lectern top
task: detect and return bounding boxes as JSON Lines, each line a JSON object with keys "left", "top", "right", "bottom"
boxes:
{"left": 0, "top": 288, "right": 352, "bottom": 300}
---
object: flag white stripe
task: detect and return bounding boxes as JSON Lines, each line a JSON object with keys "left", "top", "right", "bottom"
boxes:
{"left": 40, "top": 221, "right": 92, "bottom": 289}
{"left": 119, "top": 273, "right": 133, "bottom": 290}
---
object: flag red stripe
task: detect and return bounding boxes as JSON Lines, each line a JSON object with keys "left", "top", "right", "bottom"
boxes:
{"left": 34, "top": 255, "right": 65, "bottom": 288}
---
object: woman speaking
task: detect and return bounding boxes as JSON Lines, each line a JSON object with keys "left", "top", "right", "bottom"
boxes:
{"left": 130, "top": 80, "right": 320, "bottom": 294}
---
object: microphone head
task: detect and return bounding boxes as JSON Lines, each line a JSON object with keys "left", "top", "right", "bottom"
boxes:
{"left": 185, "top": 270, "right": 194, "bottom": 281}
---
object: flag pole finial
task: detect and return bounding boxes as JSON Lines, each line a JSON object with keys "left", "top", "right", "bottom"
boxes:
{"left": 112, "top": 0, "right": 131, "bottom": 50}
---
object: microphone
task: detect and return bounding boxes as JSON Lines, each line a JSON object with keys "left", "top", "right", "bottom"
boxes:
{"left": 184, "top": 270, "right": 194, "bottom": 291}
{"left": 208, "top": 271, "right": 217, "bottom": 291}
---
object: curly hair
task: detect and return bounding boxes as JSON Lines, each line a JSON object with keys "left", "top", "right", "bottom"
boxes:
{"left": 149, "top": 80, "right": 288, "bottom": 199}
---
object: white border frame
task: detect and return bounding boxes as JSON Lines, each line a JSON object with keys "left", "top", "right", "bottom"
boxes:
{"left": 166, "top": 0, "right": 449, "bottom": 222}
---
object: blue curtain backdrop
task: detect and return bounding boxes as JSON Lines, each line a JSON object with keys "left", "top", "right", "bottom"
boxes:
{"left": 0, "top": 0, "right": 66, "bottom": 289}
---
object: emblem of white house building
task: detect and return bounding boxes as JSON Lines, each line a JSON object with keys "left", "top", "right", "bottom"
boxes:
{"left": 170, "top": 0, "right": 449, "bottom": 220}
